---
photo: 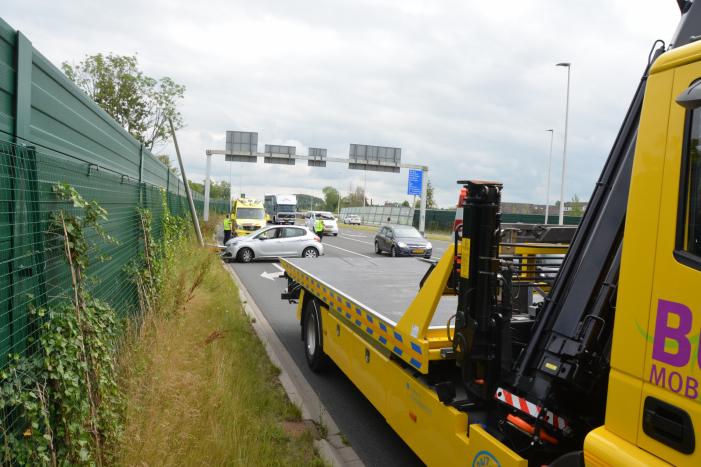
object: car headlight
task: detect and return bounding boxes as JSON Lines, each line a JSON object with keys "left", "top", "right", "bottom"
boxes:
{"left": 425, "top": 242, "right": 432, "bottom": 249}
{"left": 397, "top": 242, "right": 407, "bottom": 248}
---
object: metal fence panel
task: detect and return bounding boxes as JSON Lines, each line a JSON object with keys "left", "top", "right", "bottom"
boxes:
{"left": 0, "top": 17, "right": 229, "bottom": 378}
{"left": 340, "top": 206, "right": 414, "bottom": 226}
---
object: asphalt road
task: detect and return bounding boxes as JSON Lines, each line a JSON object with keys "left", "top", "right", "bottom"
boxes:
{"left": 226, "top": 226, "right": 449, "bottom": 467}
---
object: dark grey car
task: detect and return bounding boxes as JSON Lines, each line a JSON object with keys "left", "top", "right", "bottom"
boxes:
{"left": 374, "top": 225, "right": 432, "bottom": 258}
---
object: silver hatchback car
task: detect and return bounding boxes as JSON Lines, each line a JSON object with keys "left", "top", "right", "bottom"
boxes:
{"left": 223, "top": 225, "right": 324, "bottom": 263}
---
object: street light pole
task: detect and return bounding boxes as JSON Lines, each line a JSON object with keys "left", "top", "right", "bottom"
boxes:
{"left": 556, "top": 62, "right": 571, "bottom": 225}
{"left": 544, "top": 129, "right": 554, "bottom": 224}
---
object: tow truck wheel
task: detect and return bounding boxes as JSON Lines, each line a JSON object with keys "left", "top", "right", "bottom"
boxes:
{"left": 237, "top": 248, "right": 254, "bottom": 263}
{"left": 303, "top": 299, "right": 330, "bottom": 372}
{"left": 374, "top": 241, "right": 381, "bottom": 254}
{"left": 390, "top": 246, "right": 397, "bottom": 257}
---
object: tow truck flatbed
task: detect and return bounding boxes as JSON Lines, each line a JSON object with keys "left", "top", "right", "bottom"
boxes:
{"left": 283, "top": 256, "right": 457, "bottom": 329}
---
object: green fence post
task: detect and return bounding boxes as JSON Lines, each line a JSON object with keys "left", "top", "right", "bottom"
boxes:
{"left": 5, "top": 31, "right": 34, "bottom": 360}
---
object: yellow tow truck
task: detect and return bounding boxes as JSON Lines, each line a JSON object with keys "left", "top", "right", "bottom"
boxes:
{"left": 231, "top": 197, "right": 266, "bottom": 237}
{"left": 279, "top": 3, "right": 701, "bottom": 465}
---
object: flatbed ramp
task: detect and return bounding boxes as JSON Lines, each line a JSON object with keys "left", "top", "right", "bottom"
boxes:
{"left": 283, "top": 256, "right": 456, "bottom": 329}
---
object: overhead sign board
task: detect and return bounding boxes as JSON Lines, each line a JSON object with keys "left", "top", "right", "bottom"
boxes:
{"left": 225, "top": 131, "right": 258, "bottom": 163}
{"left": 264, "top": 144, "right": 296, "bottom": 165}
{"left": 348, "top": 144, "right": 401, "bottom": 173}
{"left": 407, "top": 169, "right": 423, "bottom": 195}
{"left": 308, "top": 147, "right": 327, "bottom": 167}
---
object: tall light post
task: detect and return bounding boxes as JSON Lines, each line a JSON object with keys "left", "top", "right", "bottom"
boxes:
{"left": 556, "top": 62, "right": 571, "bottom": 225}
{"left": 544, "top": 129, "right": 555, "bottom": 224}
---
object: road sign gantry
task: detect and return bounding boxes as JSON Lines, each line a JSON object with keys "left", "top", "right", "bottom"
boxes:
{"left": 204, "top": 139, "right": 429, "bottom": 234}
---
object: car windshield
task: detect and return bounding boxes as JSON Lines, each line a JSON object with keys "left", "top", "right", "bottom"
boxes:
{"left": 277, "top": 205, "right": 296, "bottom": 212}
{"left": 318, "top": 212, "right": 335, "bottom": 220}
{"left": 394, "top": 227, "right": 422, "bottom": 238}
{"left": 237, "top": 208, "right": 265, "bottom": 219}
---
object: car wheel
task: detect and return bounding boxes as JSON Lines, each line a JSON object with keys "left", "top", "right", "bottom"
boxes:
{"left": 424, "top": 254, "right": 432, "bottom": 259}
{"left": 237, "top": 248, "right": 254, "bottom": 263}
{"left": 391, "top": 245, "right": 397, "bottom": 257}
{"left": 302, "top": 247, "right": 319, "bottom": 258}
{"left": 375, "top": 241, "right": 381, "bottom": 254}
{"left": 333, "top": 233, "right": 338, "bottom": 236}
{"left": 303, "top": 299, "right": 330, "bottom": 372}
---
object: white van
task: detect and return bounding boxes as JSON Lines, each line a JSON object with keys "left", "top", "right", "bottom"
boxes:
{"left": 304, "top": 211, "right": 339, "bottom": 236}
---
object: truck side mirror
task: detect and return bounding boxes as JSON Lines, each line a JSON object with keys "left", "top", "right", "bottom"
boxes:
{"left": 676, "top": 80, "right": 701, "bottom": 109}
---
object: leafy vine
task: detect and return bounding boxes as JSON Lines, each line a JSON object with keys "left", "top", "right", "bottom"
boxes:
{"left": 1, "top": 183, "right": 122, "bottom": 466}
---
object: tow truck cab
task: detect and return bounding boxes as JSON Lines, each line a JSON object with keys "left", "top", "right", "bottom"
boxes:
{"left": 231, "top": 198, "right": 266, "bottom": 236}
{"left": 586, "top": 36, "right": 701, "bottom": 467}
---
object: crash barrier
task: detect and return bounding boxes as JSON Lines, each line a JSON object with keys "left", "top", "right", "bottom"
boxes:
{"left": 0, "top": 16, "right": 228, "bottom": 385}
{"left": 340, "top": 206, "right": 415, "bottom": 225}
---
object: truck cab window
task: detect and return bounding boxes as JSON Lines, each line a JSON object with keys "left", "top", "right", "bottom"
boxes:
{"left": 680, "top": 107, "right": 701, "bottom": 257}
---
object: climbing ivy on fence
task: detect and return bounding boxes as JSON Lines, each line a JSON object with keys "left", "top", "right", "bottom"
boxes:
{"left": 0, "top": 183, "right": 122, "bottom": 466}
{"left": 127, "top": 190, "right": 189, "bottom": 317}
{"left": 1, "top": 184, "right": 193, "bottom": 465}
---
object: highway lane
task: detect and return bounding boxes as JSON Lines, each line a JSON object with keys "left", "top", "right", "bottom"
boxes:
{"left": 225, "top": 226, "right": 448, "bottom": 466}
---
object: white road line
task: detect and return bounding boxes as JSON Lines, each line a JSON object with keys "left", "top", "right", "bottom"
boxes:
{"left": 323, "top": 242, "right": 373, "bottom": 258}
{"left": 338, "top": 234, "right": 373, "bottom": 245}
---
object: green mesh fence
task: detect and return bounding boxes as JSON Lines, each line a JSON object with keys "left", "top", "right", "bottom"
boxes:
{"left": 0, "top": 139, "right": 228, "bottom": 439}
{"left": 0, "top": 16, "right": 229, "bottom": 443}
{"left": 0, "top": 140, "right": 227, "bottom": 371}
{"left": 411, "top": 209, "right": 581, "bottom": 231}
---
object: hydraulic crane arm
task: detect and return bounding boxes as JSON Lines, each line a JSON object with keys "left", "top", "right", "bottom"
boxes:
{"left": 508, "top": 0, "right": 701, "bottom": 433}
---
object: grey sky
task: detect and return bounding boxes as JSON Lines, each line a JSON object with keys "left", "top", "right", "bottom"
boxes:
{"left": 4, "top": 0, "right": 681, "bottom": 207}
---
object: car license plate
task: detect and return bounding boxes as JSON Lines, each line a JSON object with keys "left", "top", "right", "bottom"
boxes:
{"left": 412, "top": 248, "right": 425, "bottom": 254}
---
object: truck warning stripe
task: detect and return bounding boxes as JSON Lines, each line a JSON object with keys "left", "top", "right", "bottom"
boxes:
{"left": 284, "top": 263, "right": 429, "bottom": 372}
{"left": 494, "top": 387, "right": 568, "bottom": 431}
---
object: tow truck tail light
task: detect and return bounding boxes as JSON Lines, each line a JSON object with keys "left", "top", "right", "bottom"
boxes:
{"left": 457, "top": 187, "right": 468, "bottom": 207}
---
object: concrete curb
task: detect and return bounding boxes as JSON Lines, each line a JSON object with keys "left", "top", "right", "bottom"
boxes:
{"left": 223, "top": 262, "right": 364, "bottom": 467}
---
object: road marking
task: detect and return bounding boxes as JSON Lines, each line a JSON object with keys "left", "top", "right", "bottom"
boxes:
{"left": 260, "top": 270, "right": 284, "bottom": 281}
{"left": 259, "top": 262, "right": 287, "bottom": 280}
{"left": 323, "top": 243, "right": 373, "bottom": 258}
{"left": 338, "top": 234, "right": 373, "bottom": 245}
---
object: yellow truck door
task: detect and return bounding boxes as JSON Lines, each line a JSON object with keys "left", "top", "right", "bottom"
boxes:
{"left": 639, "top": 54, "right": 701, "bottom": 465}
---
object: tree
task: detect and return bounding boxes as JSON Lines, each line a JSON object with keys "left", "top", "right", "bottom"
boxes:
{"left": 322, "top": 186, "right": 341, "bottom": 212}
{"left": 156, "top": 154, "right": 179, "bottom": 176}
{"left": 401, "top": 200, "right": 410, "bottom": 207}
{"left": 345, "top": 186, "right": 367, "bottom": 207}
{"left": 426, "top": 178, "right": 437, "bottom": 208}
{"left": 188, "top": 180, "right": 231, "bottom": 200}
{"left": 569, "top": 194, "right": 585, "bottom": 216}
{"left": 414, "top": 178, "right": 437, "bottom": 209}
{"left": 62, "top": 53, "right": 185, "bottom": 151}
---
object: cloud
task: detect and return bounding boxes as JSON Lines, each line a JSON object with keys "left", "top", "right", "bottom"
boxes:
{"left": 4, "top": 0, "right": 681, "bottom": 207}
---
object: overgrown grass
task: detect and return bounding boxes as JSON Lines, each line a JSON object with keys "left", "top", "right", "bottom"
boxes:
{"left": 116, "top": 240, "right": 323, "bottom": 466}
